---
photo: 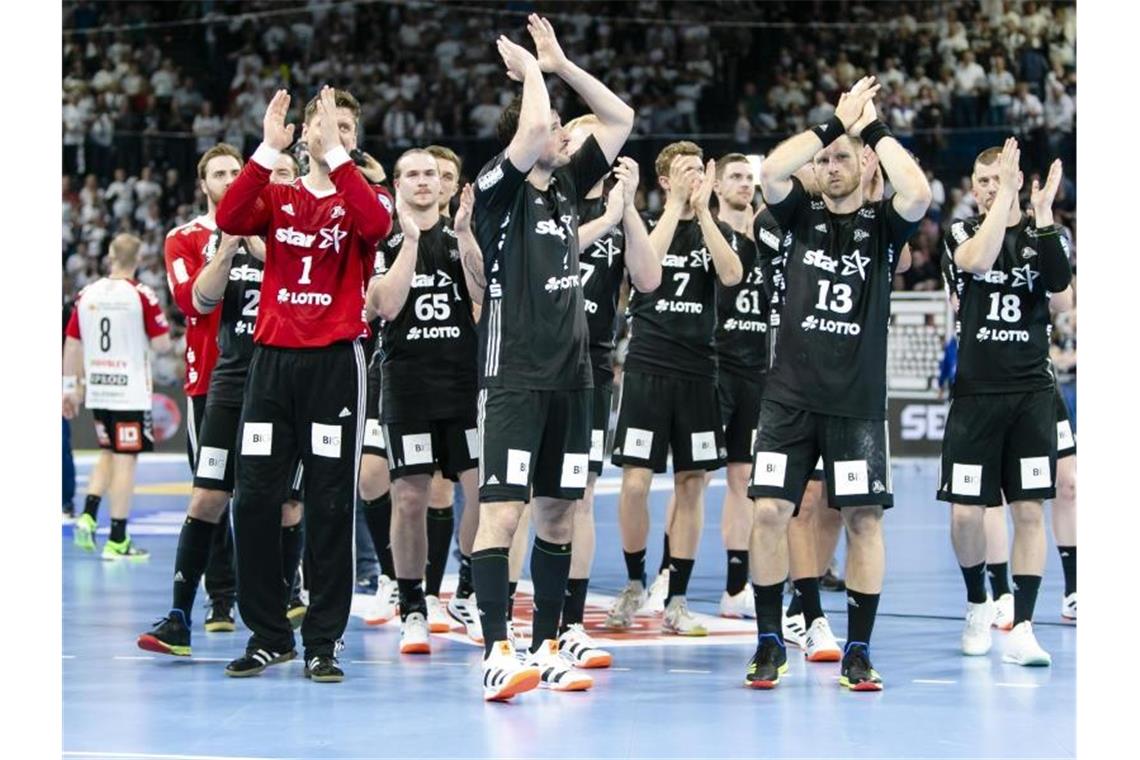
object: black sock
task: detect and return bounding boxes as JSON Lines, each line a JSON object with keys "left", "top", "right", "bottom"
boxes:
{"left": 961, "top": 562, "right": 988, "bottom": 604}
{"left": 84, "top": 494, "right": 101, "bottom": 520}
{"left": 786, "top": 586, "right": 803, "bottom": 617}
{"left": 1012, "top": 574, "right": 1042, "bottom": 625}
{"left": 659, "top": 533, "right": 672, "bottom": 575}
{"left": 845, "top": 589, "right": 880, "bottom": 647}
{"left": 456, "top": 553, "right": 474, "bottom": 598}
{"left": 753, "top": 582, "right": 784, "bottom": 644}
{"left": 361, "top": 492, "right": 396, "bottom": 579}
{"left": 987, "top": 561, "right": 1011, "bottom": 598}
{"left": 530, "top": 537, "right": 572, "bottom": 650}
{"left": 507, "top": 581, "right": 518, "bottom": 622}
{"left": 623, "top": 549, "right": 646, "bottom": 585}
{"left": 725, "top": 550, "right": 749, "bottom": 595}
{"left": 1057, "top": 546, "right": 1076, "bottom": 596}
{"left": 397, "top": 578, "right": 427, "bottom": 621}
{"left": 792, "top": 577, "right": 824, "bottom": 625}
{"left": 172, "top": 516, "right": 215, "bottom": 621}
{"left": 666, "top": 557, "right": 694, "bottom": 605}
{"left": 110, "top": 518, "right": 127, "bottom": 543}
{"left": 425, "top": 506, "right": 454, "bottom": 596}
{"left": 471, "top": 547, "right": 510, "bottom": 656}
{"left": 561, "top": 577, "right": 589, "bottom": 631}
{"left": 281, "top": 524, "right": 303, "bottom": 600}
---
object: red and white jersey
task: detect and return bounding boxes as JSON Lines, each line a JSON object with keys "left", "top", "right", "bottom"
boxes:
{"left": 216, "top": 144, "right": 394, "bottom": 348}
{"left": 163, "top": 215, "right": 221, "bottom": 396}
{"left": 66, "top": 277, "right": 169, "bottom": 411}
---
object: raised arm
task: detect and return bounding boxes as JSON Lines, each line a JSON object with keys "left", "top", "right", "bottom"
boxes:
{"left": 851, "top": 96, "right": 932, "bottom": 222}
{"left": 217, "top": 89, "right": 294, "bottom": 235}
{"left": 497, "top": 36, "right": 549, "bottom": 173}
{"left": 579, "top": 182, "right": 624, "bottom": 251}
{"left": 953, "top": 138, "right": 1020, "bottom": 274}
{"left": 693, "top": 160, "right": 743, "bottom": 287}
{"left": 528, "top": 15, "right": 633, "bottom": 163}
{"left": 367, "top": 200, "right": 420, "bottom": 321}
{"left": 191, "top": 233, "right": 242, "bottom": 314}
{"left": 648, "top": 158, "right": 696, "bottom": 262}
{"left": 614, "top": 157, "right": 660, "bottom": 293}
{"left": 453, "top": 184, "right": 485, "bottom": 306}
{"left": 1028, "top": 159, "right": 1072, "bottom": 293}
{"left": 758, "top": 77, "right": 880, "bottom": 206}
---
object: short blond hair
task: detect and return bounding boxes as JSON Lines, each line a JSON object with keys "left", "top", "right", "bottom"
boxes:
{"left": 197, "top": 143, "right": 242, "bottom": 180}
{"left": 109, "top": 233, "right": 142, "bottom": 269}
{"left": 655, "top": 141, "right": 702, "bottom": 180}
{"left": 425, "top": 144, "right": 462, "bottom": 176}
{"left": 564, "top": 114, "right": 600, "bottom": 133}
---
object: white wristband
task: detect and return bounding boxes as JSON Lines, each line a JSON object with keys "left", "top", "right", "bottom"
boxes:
{"left": 251, "top": 142, "right": 282, "bottom": 170}
{"left": 325, "top": 145, "right": 352, "bottom": 172}
{"left": 62, "top": 376, "right": 78, "bottom": 393}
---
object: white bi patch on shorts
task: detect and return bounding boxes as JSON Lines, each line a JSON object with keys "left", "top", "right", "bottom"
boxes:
{"left": 241, "top": 422, "right": 273, "bottom": 456}
{"left": 624, "top": 427, "right": 654, "bottom": 460}
{"left": 311, "top": 423, "right": 341, "bottom": 459}
{"left": 691, "top": 431, "right": 717, "bottom": 462}
{"left": 589, "top": 429, "right": 605, "bottom": 463}
{"left": 952, "top": 463, "right": 983, "bottom": 497}
{"left": 196, "top": 446, "right": 229, "bottom": 481}
{"left": 1057, "top": 420, "right": 1074, "bottom": 450}
{"left": 1021, "top": 456, "right": 1052, "bottom": 489}
{"left": 403, "top": 433, "right": 434, "bottom": 466}
{"left": 506, "top": 448, "right": 531, "bottom": 486}
{"left": 561, "top": 453, "right": 589, "bottom": 489}
{"left": 364, "top": 419, "right": 383, "bottom": 448}
{"left": 465, "top": 428, "right": 479, "bottom": 460}
{"left": 833, "top": 459, "right": 870, "bottom": 496}
{"left": 752, "top": 452, "right": 787, "bottom": 487}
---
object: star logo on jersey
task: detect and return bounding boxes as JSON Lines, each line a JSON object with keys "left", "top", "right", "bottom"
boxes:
{"left": 1011, "top": 264, "right": 1039, "bottom": 292}
{"left": 319, "top": 223, "right": 347, "bottom": 253}
{"left": 841, "top": 251, "right": 870, "bottom": 280}
{"left": 281, "top": 203, "right": 295, "bottom": 215}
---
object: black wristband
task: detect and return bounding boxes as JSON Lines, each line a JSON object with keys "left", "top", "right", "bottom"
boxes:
{"left": 860, "top": 120, "right": 892, "bottom": 151}
{"left": 810, "top": 115, "right": 845, "bottom": 147}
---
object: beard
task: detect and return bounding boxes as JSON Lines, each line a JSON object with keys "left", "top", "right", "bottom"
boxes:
{"left": 724, "top": 197, "right": 750, "bottom": 212}
{"left": 821, "top": 174, "right": 860, "bottom": 200}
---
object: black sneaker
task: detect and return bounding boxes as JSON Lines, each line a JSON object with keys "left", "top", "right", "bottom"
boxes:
{"left": 137, "top": 610, "right": 192, "bottom": 657}
{"left": 304, "top": 655, "right": 344, "bottom": 683}
{"left": 286, "top": 596, "right": 308, "bottom": 630}
{"left": 839, "top": 643, "right": 883, "bottom": 691}
{"left": 204, "top": 598, "right": 236, "bottom": 632}
{"left": 356, "top": 574, "right": 379, "bottom": 595}
{"left": 820, "top": 569, "right": 847, "bottom": 592}
{"left": 744, "top": 634, "right": 788, "bottom": 689}
{"left": 224, "top": 648, "right": 296, "bottom": 677}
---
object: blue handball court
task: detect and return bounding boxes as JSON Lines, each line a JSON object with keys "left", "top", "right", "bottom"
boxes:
{"left": 62, "top": 454, "right": 1074, "bottom": 759}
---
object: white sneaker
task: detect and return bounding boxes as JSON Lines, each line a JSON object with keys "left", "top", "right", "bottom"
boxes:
{"left": 482, "top": 640, "right": 540, "bottom": 701}
{"left": 526, "top": 639, "right": 594, "bottom": 691}
{"left": 399, "top": 612, "right": 431, "bottom": 654}
{"left": 719, "top": 588, "right": 756, "bottom": 619}
{"left": 962, "top": 600, "right": 995, "bottom": 656}
{"left": 446, "top": 594, "right": 483, "bottom": 644}
{"left": 803, "top": 616, "right": 842, "bottom": 662}
{"left": 662, "top": 597, "right": 708, "bottom": 636}
{"left": 364, "top": 575, "right": 399, "bottom": 626}
{"left": 425, "top": 595, "right": 451, "bottom": 633}
{"left": 604, "top": 581, "right": 647, "bottom": 629}
{"left": 1062, "top": 592, "right": 1076, "bottom": 621}
{"left": 782, "top": 609, "right": 806, "bottom": 649}
{"left": 1002, "top": 621, "right": 1052, "bottom": 666}
{"left": 992, "top": 593, "right": 1014, "bottom": 631}
{"left": 506, "top": 619, "right": 520, "bottom": 651}
{"left": 558, "top": 623, "right": 613, "bottom": 669}
{"left": 642, "top": 570, "right": 669, "bottom": 614}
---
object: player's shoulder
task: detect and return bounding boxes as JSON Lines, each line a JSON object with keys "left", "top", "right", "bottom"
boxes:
{"left": 475, "top": 151, "right": 512, "bottom": 192}
{"left": 132, "top": 280, "right": 162, "bottom": 305}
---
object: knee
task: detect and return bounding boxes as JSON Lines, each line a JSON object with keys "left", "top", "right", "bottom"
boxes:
{"left": 843, "top": 506, "right": 883, "bottom": 540}
{"left": 358, "top": 456, "right": 389, "bottom": 500}
{"left": 673, "top": 471, "right": 705, "bottom": 504}
{"left": 1010, "top": 501, "right": 1045, "bottom": 530}
{"left": 392, "top": 478, "right": 429, "bottom": 517}
{"left": 950, "top": 504, "right": 984, "bottom": 533}
{"left": 1057, "top": 467, "right": 1077, "bottom": 504}
{"left": 621, "top": 467, "right": 653, "bottom": 502}
{"left": 189, "top": 489, "right": 230, "bottom": 522}
{"left": 480, "top": 503, "right": 523, "bottom": 542}
{"left": 753, "top": 498, "right": 793, "bottom": 530}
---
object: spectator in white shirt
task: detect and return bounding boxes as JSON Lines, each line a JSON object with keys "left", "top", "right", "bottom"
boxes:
{"left": 952, "top": 50, "right": 986, "bottom": 126}
{"left": 468, "top": 90, "right": 503, "bottom": 138}
{"left": 382, "top": 97, "right": 416, "bottom": 149}
{"left": 191, "top": 101, "right": 223, "bottom": 153}
{"left": 986, "top": 55, "right": 1016, "bottom": 125}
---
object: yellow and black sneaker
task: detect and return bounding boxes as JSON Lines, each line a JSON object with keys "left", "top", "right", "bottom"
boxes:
{"left": 204, "top": 598, "right": 236, "bottom": 632}
{"left": 744, "top": 634, "right": 788, "bottom": 689}
{"left": 137, "top": 610, "right": 192, "bottom": 657}
{"left": 839, "top": 642, "right": 883, "bottom": 692}
{"left": 286, "top": 595, "right": 307, "bottom": 630}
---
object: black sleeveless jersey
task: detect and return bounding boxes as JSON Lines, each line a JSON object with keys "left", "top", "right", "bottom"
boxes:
{"left": 753, "top": 208, "right": 784, "bottom": 369}
{"left": 205, "top": 231, "right": 262, "bottom": 407}
{"left": 763, "top": 178, "right": 916, "bottom": 420}
{"left": 715, "top": 231, "right": 769, "bottom": 378}
{"left": 578, "top": 195, "right": 627, "bottom": 375}
{"left": 377, "top": 217, "right": 477, "bottom": 422}
{"left": 942, "top": 215, "right": 1072, "bottom": 396}
{"left": 624, "top": 216, "right": 738, "bottom": 379}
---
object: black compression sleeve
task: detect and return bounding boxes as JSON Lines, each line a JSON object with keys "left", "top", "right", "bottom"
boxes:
{"left": 1029, "top": 224, "right": 1073, "bottom": 293}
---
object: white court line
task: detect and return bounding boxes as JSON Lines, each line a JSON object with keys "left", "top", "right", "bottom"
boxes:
{"left": 610, "top": 667, "right": 631, "bottom": 671}
{"left": 668, "top": 668, "right": 711, "bottom": 674}
{"left": 112, "top": 656, "right": 154, "bottom": 661}
{"left": 189, "top": 658, "right": 230, "bottom": 663}
{"left": 349, "top": 659, "right": 393, "bottom": 665}
{"left": 913, "top": 678, "right": 956, "bottom": 684}
{"left": 62, "top": 655, "right": 75, "bottom": 659}
{"left": 64, "top": 753, "right": 287, "bottom": 760}
{"left": 995, "top": 682, "right": 1040, "bottom": 689}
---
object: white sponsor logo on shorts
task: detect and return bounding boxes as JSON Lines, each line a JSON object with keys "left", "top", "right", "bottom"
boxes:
{"left": 752, "top": 452, "right": 787, "bottom": 487}
{"left": 560, "top": 454, "right": 589, "bottom": 489}
{"left": 466, "top": 428, "right": 480, "bottom": 460}
{"left": 590, "top": 429, "right": 605, "bottom": 463}
{"left": 624, "top": 428, "right": 654, "bottom": 460}
{"left": 196, "top": 446, "right": 229, "bottom": 480}
{"left": 507, "top": 448, "right": 531, "bottom": 486}
{"left": 311, "top": 423, "right": 341, "bottom": 459}
{"left": 833, "top": 459, "right": 869, "bottom": 496}
{"left": 242, "top": 423, "right": 273, "bottom": 456}
{"left": 952, "top": 463, "right": 983, "bottom": 497}
{"left": 1057, "top": 420, "right": 1074, "bottom": 450}
{"left": 403, "top": 433, "right": 434, "bottom": 466}
{"left": 691, "top": 431, "right": 717, "bottom": 462}
{"left": 1020, "top": 456, "right": 1051, "bottom": 489}
{"left": 364, "top": 419, "right": 383, "bottom": 447}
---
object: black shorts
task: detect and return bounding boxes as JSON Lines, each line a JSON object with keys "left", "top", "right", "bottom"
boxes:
{"left": 589, "top": 371, "right": 614, "bottom": 476}
{"left": 718, "top": 372, "right": 765, "bottom": 464}
{"left": 747, "top": 399, "right": 893, "bottom": 510}
{"left": 194, "top": 402, "right": 304, "bottom": 497}
{"left": 186, "top": 393, "right": 207, "bottom": 470}
{"left": 611, "top": 371, "right": 726, "bottom": 473}
{"left": 937, "top": 389, "right": 1057, "bottom": 506}
{"left": 361, "top": 356, "right": 387, "bottom": 458}
{"left": 93, "top": 408, "right": 154, "bottom": 454}
{"left": 1055, "top": 387, "right": 1075, "bottom": 459}
{"left": 384, "top": 417, "right": 479, "bottom": 481}
{"left": 478, "top": 387, "right": 591, "bottom": 503}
